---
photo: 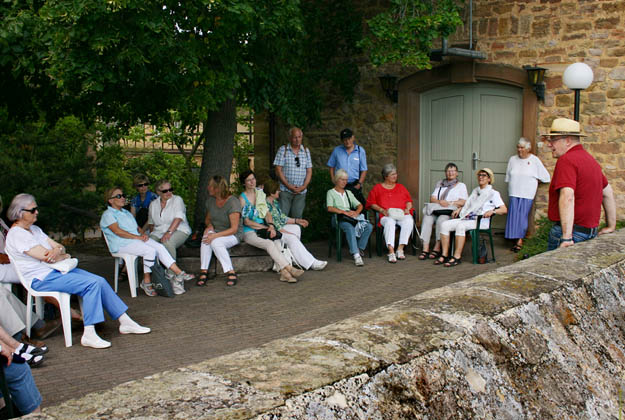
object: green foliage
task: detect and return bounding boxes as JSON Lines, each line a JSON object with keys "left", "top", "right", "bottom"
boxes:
{"left": 519, "top": 217, "right": 625, "bottom": 258}
{"left": 359, "top": 0, "right": 464, "bottom": 68}
{"left": 301, "top": 168, "right": 334, "bottom": 243}
{"left": 0, "top": 112, "right": 100, "bottom": 235}
{"left": 517, "top": 217, "right": 553, "bottom": 259}
{"left": 95, "top": 147, "right": 199, "bottom": 225}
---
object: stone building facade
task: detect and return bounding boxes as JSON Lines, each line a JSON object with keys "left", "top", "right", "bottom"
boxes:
{"left": 254, "top": 0, "right": 625, "bottom": 227}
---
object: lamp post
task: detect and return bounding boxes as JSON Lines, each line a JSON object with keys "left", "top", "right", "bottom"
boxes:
{"left": 562, "top": 63, "right": 594, "bottom": 122}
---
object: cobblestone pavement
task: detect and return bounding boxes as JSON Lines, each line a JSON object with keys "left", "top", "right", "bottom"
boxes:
{"left": 31, "top": 234, "right": 518, "bottom": 408}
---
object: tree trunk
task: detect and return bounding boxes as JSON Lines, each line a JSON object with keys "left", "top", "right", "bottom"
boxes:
{"left": 194, "top": 98, "right": 237, "bottom": 228}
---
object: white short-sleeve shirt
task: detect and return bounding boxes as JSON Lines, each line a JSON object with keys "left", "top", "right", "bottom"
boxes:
{"left": 505, "top": 154, "right": 551, "bottom": 199}
{"left": 147, "top": 195, "right": 192, "bottom": 238}
{"left": 5, "top": 225, "right": 54, "bottom": 285}
{"left": 430, "top": 182, "right": 469, "bottom": 203}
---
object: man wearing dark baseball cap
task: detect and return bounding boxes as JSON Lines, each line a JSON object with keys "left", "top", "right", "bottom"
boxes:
{"left": 326, "top": 128, "right": 368, "bottom": 205}
{"left": 543, "top": 118, "right": 616, "bottom": 250}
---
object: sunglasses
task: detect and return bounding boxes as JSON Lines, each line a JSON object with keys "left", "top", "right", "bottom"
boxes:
{"left": 477, "top": 173, "right": 489, "bottom": 178}
{"left": 135, "top": 183, "right": 149, "bottom": 187}
{"left": 110, "top": 194, "right": 126, "bottom": 199}
{"left": 294, "top": 156, "right": 300, "bottom": 167}
{"left": 23, "top": 207, "right": 38, "bottom": 214}
{"left": 160, "top": 188, "right": 174, "bottom": 193}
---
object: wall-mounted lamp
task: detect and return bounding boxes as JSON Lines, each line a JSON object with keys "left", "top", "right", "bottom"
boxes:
{"left": 562, "top": 62, "right": 594, "bottom": 122}
{"left": 379, "top": 75, "right": 398, "bottom": 103}
{"left": 523, "top": 65, "right": 547, "bottom": 102}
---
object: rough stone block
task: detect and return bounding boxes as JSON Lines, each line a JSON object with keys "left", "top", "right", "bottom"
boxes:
{"left": 555, "top": 95, "right": 573, "bottom": 106}
{"left": 600, "top": 58, "right": 619, "bottom": 68}
{"left": 595, "top": 17, "right": 620, "bottom": 30}
{"left": 566, "top": 22, "right": 592, "bottom": 32}
{"left": 589, "top": 92, "right": 607, "bottom": 103}
{"left": 607, "top": 89, "right": 625, "bottom": 98}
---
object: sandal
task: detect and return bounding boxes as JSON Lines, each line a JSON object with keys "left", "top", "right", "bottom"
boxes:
{"left": 433, "top": 255, "right": 448, "bottom": 265}
{"left": 140, "top": 282, "right": 157, "bottom": 297}
{"left": 428, "top": 250, "right": 441, "bottom": 260}
{"left": 418, "top": 251, "right": 429, "bottom": 260}
{"left": 444, "top": 257, "right": 462, "bottom": 267}
{"left": 196, "top": 271, "right": 208, "bottom": 287}
{"left": 226, "top": 272, "right": 238, "bottom": 287}
{"left": 511, "top": 245, "right": 522, "bottom": 253}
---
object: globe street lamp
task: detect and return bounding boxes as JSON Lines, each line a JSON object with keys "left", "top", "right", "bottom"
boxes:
{"left": 562, "top": 63, "right": 594, "bottom": 122}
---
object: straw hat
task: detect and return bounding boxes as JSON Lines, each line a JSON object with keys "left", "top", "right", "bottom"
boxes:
{"left": 477, "top": 168, "right": 495, "bottom": 184}
{"left": 542, "top": 118, "right": 587, "bottom": 137}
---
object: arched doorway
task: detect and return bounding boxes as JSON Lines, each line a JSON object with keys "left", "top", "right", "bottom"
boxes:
{"left": 397, "top": 62, "right": 538, "bottom": 230}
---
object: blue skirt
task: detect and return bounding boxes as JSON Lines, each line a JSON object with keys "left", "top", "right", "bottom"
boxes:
{"left": 505, "top": 197, "right": 533, "bottom": 239}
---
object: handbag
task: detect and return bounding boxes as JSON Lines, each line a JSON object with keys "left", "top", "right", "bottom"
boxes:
{"left": 388, "top": 208, "right": 405, "bottom": 221}
{"left": 338, "top": 214, "right": 358, "bottom": 226}
{"left": 150, "top": 263, "right": 175, "bottom": 298}
{"left": 44, "top": 257, "right": 78, "bottom": 274}
{"left": 424, "top": 203, "right": 457, "bottom": 217}
{"left": 257, "top": 227, "right": 282, "bottom": 240}
{"left": 432, "top": 209, "right": 454, "bottom": 216}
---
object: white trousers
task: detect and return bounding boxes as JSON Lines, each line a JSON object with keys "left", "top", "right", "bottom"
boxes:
{"left": 200, "top": 235, "right": 239, "bottom": 273}
{"left": 279, "top": 224, "right": 315, "bottom": 269}
{"left": 420, "top": 213, "right": 451, "bottom": 244}
{"left": 118, "top": 238, "right": 175, "bottom": 273}
{"left": 0, "top": 263, "right": 20, "bottom": 284}
{"left": 244, "top": 231, "right": 289, "bottom": 271}
{"left": 440, "top": 219, "right": 478, "bottom": 237}
{"left": 0, "top": 287, "right": 40, "bottom": 337}
{"left": 380, "top": 215, "right": 414, "bottom": 247}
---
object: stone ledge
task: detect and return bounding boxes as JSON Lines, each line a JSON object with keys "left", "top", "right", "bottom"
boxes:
{"left": 35, "top": 230, "right": 625, "bottom": 419}
{"left": 177, "top": 244, "right": 274, "bottom": 274}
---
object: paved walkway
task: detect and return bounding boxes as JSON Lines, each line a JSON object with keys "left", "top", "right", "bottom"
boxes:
{"left": 30, "top": 234, "right": 518, "bottom": 408}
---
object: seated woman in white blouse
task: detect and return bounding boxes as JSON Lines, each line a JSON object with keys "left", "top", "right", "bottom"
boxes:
{"left": 6, "top": 193, "right": 150, "bottom": 349}
{"left": 435, "top": 168, "right": 507, "bottom": 267}
{"left": 146, "top": 179, "right": 192, "bottom": 268}
{"left": 419, "top": 162, "right": 468, "bottom": 260}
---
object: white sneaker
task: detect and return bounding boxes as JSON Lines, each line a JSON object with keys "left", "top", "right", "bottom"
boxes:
{"left": 396, "top": 249, "right": 405, "bottom": 260}
{"left": 354, "top": 254, "right": 364, "bottom": 266}
{"left": 81, "top": 335, "right": 111, "bottom": 349}
{"left": 175, "top": 271, "right": 195, "bottom": 282}
{"left": 387, "top": 253, "right": 397, "bottom": 263}
{"left": 311, "top": 260, "right": 327, "bottom": 271}
{"left": 172, "top": 279, "right": 186, "bottom": 295}
{"left": 119, "top": 324, "right": 151, "bottom": 335}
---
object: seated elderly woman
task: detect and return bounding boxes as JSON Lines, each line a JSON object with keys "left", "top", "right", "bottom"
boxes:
{"left": 419, "top": 162, "right": 468, "bottom": 260}
{"left": 199, "top": 175, "right": 242, "bottom": 287}
{"left": 147, "top": 179, "right": 192, "bottom": 272}
{"left": 263, "top": 179, "right": 327, "bottom": 271}
{"left": 240, "top": 171, "right": 305, "bottom": 283}
{"left": 327, "top": 169, "right": 373, "bottom": 266}
{"left": 435, "top": 168, "right": 508, "bottom": 267}
{"left": 365, "top": 163, "right": 414, "bottom": 263}
{"left": 130, "top": 173, "right": 157, "bottom": 230}
{"left": 100, "top": 187, "right": 194, "bottom": 297}
{"left": 5, "top": 193, "right": 150, "bottom": 349}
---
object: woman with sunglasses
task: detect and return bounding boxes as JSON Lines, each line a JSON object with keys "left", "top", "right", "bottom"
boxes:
{"left": 146, "top": 180, "right": 192, "bottom": 272}
{"left": 5, "top": 193, "right": 150, "bottom": 349}
{"left": 130, "top": 174, "right": 157, "bottom": 231}
{"left": 435, "top": 168, "right": 507, "bottom": 267}
{"left": 100, "top": 187, "right": 194, "bottom": 297}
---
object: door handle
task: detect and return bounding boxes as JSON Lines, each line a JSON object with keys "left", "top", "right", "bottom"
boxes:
{"left": 472, "top": 152, "right": 479, "bottom": 170}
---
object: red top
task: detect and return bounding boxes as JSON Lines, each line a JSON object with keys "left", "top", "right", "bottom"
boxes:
{"left": 548, "top": 144, "right": 608, "bottom": 228}
{"left": 366, "top": 183, "right": 414, "bottom": 225}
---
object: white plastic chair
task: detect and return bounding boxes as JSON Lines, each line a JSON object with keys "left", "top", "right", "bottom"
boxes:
{"left": 7, "top": 251, "right": 76, "bottom": 347}
{"left": 102, "top": 233, "right": 139, "bottom": 298}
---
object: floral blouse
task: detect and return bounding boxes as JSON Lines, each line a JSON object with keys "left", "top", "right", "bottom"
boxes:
{"left": 267, "top": 200, "right": 288, "bottom": 231}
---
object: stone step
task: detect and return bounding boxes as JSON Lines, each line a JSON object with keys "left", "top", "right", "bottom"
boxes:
{"left": 176, "top": 244, "right": 274, "bottom": 274}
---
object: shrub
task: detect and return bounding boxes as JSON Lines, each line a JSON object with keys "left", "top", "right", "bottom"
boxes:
{"left": 300, "top": 168, "right": 333, "bottom": 243}
{"left": 0, "top": 113, "right": 100, "bottom": 235}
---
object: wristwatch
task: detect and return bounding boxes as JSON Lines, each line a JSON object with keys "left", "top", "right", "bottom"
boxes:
{"left": 561, "top": 237, "right": 573, "bottom": 242}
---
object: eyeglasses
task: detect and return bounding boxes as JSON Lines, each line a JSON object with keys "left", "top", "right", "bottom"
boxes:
{"left": 547, "top": 136, "right": 567, "bottom": 143}
{"left": 135, "top": 183, "right": 149, "bottom": 187}
{"left": 160, "top": 188, "right": 174, "bottom": 193}
{"left": 294, "top": 156, "right": 300, "bottom": 167}
{"left": 477, "top": 173, "right": 489, "bottom": 178}
{"left": 110, "top": 194, "right": 126, "bottom": 199}
{"left": 22, "top": 207, "right": 38, "bottom": 213}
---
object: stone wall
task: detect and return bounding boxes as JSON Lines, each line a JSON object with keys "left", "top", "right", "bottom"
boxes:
{"left": 37, "top": 229, "right": 625, "bottom": 419}
{"left": 254, "top": 0, "right": 625, "bottom": 216}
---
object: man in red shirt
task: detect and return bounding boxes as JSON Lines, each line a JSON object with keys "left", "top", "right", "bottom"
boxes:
{"left": 544, "top": 118, "right": 616, "bottom": 250}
